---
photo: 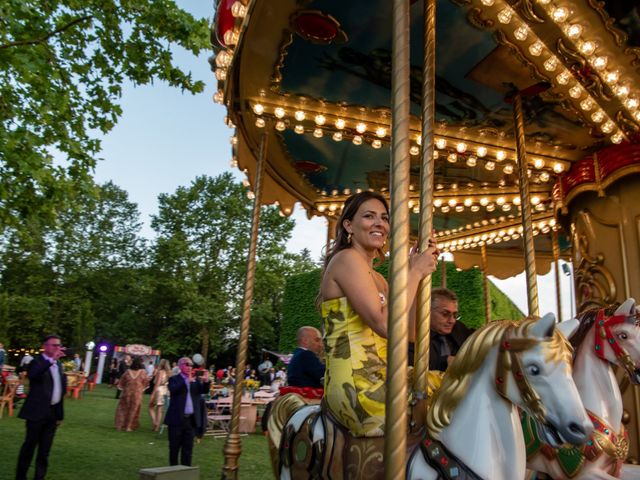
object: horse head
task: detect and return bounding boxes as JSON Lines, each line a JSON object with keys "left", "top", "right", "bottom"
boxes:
{"left": 598, "top": 298, "right": 640, "bottom": 385}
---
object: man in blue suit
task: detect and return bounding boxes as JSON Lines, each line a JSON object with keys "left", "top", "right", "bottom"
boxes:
{"left": 164, "top": 357, "right": 211, "bottom": 466}
{"left": 287, "top": 326, "right": 325, "bottom": 388}
{"left": 16, "top": 334, "right": 68, "bottom": 480}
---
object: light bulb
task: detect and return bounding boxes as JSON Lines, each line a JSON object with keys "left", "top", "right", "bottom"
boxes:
{"left": 591, "top": 110, "right": 605, "bottom": 123}
{"left": 372, "top": 139, "right": 382, "bottom": 149}
{"left": 294, "top": 110, "right": 305, "bottom": 122}
{"left": 553, "top": 163, "right": 564, "bottom": 173}
{"left": 580, "top": 98, "right": 595, "bottom": 111}
{"left": 215, "top": 68, "right": 227, "bottom": 81}
{"left": 485, "top": 161, "right": 495, "bottom": 171}
{"left": 625, "top": 97, "right": 639, "bottom": 110}
{"left": 352, "top": 135, "right": 362, "bottom": 145}
{"left": 356, "top": 123, "right": 366, "bottom": 134}
{"left": 313, "top": 128, "right": 323, "bottom": 138}
{"left": 231, "top": 1, "right": 247, "bottom": 18}
{"left": 314, "top": 114, "right": 326, "bottom": 125}
{"left": 332, "top": 132, "right": 342, "bottom": 141}
{"left": 569, "top": 85, "right": 583, "bottom": 98}
{"left": 605, "top": 70, "right": 619, "bottom": 84}
{"left": 551, "top": 6, "right": 569, "bottom": 23}
{"left": 616, "top": 85, "right": 630, "bottom": 98}
{"left": 591, "top": 56, "right": 608, "bottom": 71}
{"left": 557, "top": 70, "right": 571, "bottom": 84}
{"left": 565, "top": 23, "right": 582, "bottom": 39}
{"left": 514, "top": 26, "right": 529, "bottom": 41}
{"left": 466, "top": 155, "right": 477, "bottom": 167}
{"left": 529, "top": 41, "right": 544, "bottom": 56}
{"left": 410, "top": 145, "right": 420, "bottom": 156}
{"left": 533, "top": 158, "right": 544, "bottom": 169}
{"left": 376, "top": 127, "right": 386, "bottom": 138}
{"left": 252, "top": 103, "right": 264, "bottom": 115}
{"left": 503, "top": 164, "right": 514, "bottom": 174}
{"left": 456, "top": 142, "right": 467, "bottom": 153}
{"left": 294, "top": 124, "right": 304, "bottom": 134}
{"left": 477, "top": 146, "right": 487, "bottom": 157}
{"left": 435, "top": 138, "right": 447, "bottom": 149}
{"left": 498, "top": 8, "right": 513, "bottom": 24}
{"left": 544, "top": 57, "right": 558, "bottom": 72}
{"left": 601, "top": 120, "right": 615, "bottom": 133}
{"left": 275, "top": 121, "right": 286, "bottom": 131}
{"left": 447, "top": 153, "right": 457, "bottom": 163}
{"left": 611, "top": 132, "right": 624, "bottom": 144}
{"left": 274, "top": 107, "right": 285, "bottom": 118}
{"left": 579, "top": 41, "right": 597, "bottom": 56}
{"left": 255, "top": 117, "right": 265, "bottom": 128}
{"left": 335, "top": 118, "right": 346, "bottom": 129}
{"left": 496, "top": 150, "right": 507, "bottom": 161}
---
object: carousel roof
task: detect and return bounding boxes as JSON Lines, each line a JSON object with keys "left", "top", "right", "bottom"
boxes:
{"left": 210, "top": 0, "right": 640, "bottom": 277}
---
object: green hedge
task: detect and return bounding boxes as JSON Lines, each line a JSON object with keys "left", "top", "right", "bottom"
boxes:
{"left": 279, "top": 261, "right": 523, "bottom": 351}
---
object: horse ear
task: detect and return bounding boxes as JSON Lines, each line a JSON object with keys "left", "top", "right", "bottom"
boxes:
{"left": 557, "top": 318, "right": 579, "bottom": 339}
{"left": 614, "top": 298, "right": 637, "bottom": 316}
{"left": 530, "top": 312, "right": 557, "bottom": 339}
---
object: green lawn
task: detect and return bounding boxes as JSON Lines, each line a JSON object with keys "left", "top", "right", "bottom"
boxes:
{"left": 0, "top": 385, "right": 272, "bottom": 479}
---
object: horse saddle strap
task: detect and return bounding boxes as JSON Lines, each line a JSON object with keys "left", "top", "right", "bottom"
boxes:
{"left": 421, "top": 436, "right": 483, "bottom": 480}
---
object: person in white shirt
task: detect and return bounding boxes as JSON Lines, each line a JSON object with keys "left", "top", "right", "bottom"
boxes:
{"left": 145, "top": 361, "right": 155, "bottom": 378}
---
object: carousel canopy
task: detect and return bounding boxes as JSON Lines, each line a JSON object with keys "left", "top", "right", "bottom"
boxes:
{"left": 211, "top": 0, "right": 639, "bottom": 277}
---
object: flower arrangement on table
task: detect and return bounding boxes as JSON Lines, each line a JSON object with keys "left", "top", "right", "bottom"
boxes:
{"left": 244, "top": 379, "right": 261, "bottom": 390}
{"left": 62, "top": 360, "right": 76, "bottom": 372}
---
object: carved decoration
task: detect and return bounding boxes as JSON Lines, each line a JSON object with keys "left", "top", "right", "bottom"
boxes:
{"left": 509, "top": 0, "right": 544, "bottom": 24}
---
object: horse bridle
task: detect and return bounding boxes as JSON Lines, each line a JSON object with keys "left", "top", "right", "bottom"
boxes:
{"left": 594, "top": 309, "right": 639, "bottom": 380}
{"left": 495, "top": 325, "right": 548, "bottom": 424}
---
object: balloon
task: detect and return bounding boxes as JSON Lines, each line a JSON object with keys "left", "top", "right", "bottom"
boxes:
{"left": 192, "top": 353, "right": 204, "bottom": 365}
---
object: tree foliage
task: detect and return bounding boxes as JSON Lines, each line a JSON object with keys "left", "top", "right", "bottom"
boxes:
{"left": 0, "top": 0, "right": 210, "bottom": 233}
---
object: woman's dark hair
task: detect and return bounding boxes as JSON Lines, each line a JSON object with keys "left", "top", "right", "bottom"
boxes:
{"left": 130, "top": 356, "right": 144, "bottom": 370}
{"left": 324, "top": 191, "right": 389, "bottom": 268}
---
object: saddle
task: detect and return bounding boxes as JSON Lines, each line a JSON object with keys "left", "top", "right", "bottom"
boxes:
{"left": 419, "top": 436, "right": 483, "bottom": 480}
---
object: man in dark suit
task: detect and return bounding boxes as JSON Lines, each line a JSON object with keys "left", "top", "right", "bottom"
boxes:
{"left": 287, "top": 326, "right": 325, "bottom": 388}
{"left": 16, "top": 334, "right": 68, "bottom": 480}
{"left": 164, "top": 357, "right": 211, "bottom": 466}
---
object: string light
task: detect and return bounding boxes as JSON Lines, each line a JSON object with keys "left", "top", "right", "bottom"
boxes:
{"left": 274, "top": 107, "right": 285, "bottom": 119}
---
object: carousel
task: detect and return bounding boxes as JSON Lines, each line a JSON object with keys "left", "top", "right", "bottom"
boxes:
{"left": 210, "top": 0, "right": 640, "bottom": 478}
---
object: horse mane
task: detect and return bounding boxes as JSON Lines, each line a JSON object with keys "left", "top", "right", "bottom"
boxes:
{"left": 569, "top": 304, "right": 620, "bottom": 352}
{"left": 426, "top": 317, "right": 572, "bottom": 437}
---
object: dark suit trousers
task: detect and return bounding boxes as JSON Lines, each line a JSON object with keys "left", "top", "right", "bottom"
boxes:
{"left": 168, "top": 415, "right": 196, "bottom": 466}
{"left": 16, "top": 408, "right": 58, "bottom": 480}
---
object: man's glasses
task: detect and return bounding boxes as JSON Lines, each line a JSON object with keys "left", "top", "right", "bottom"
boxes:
{"left": 436, "top": 310, "right": 461, "bottom": 321}
{"left": 181, "top": 363, "right": 193, "bottom": 367}
{"left": 46, "top": 343, "right": 62, "bottom": 347}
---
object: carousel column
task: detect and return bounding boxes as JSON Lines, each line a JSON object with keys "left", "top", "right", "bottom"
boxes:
{"left": 480, "top": 244, "right": 491, "bottom": 324}
{"left": 440, "top": 257, "right": 446, "bottom": 288}
{"left": 412, "top": 0, "right": 437, "bottom": 423}
{"left": 551, "top": 228, "right": 562, "bottom": 322}
{"left": 222, "top": 131, "right": 268, "bottom": 480}
{"left": 326, "top": 216, "right": 336, "bottom": 254}
{"left": 512, "top": 93, "right": 539, "bottom": 317}
{"left": 385, "top": 0, "right": 411, "bottom": 477}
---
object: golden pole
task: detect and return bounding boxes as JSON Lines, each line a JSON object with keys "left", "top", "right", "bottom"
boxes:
{"left": 222, "top": 131, "right": 268, "bottom": 479}
{"left": 440, "top": 258, "right": 446, "bottom": 288}
{"left": 384, "top": 0, "right": 411, "bottom": 477}
{"left": 481, "top": 244, "right": 491, "bottom": 324}
{"left": 413, "top": 0, "right": 436, "bottom": 410}
{"left": 512, "top": 93, "right": 540, "bottom": 317}
{"left": 551, "top": 228, "right": 562, "bottom": 322}
{"left": 326, "top": 217, "right": 336, "bottom": 256}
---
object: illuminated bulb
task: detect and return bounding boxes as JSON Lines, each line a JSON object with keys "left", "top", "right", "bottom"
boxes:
{"left": 496, "top": 150, "right": 507, "bottom": 161}
{"left": 294, "top": 110, "right": 305, "bottom": 122}
{"left": 503, "top": 164, "right": 514, "bottom": 174}
{"left": 434, "top": 199, "right": 443, "bottom": 208}
{"left": 376, "top": 127, "right": 386, "bottom": 138}
{"left": 553, "top": 162, "right": 564, "bottom": 173}
{"left": 255, "top": 117, "right": 265, "bottom": 128}
{"left": 591, "top": 56, "right": 608, "bottom": 71}
{"left": 557, "top": 70, "right": 571, "bottom": 85}
{"left": 329, "top": 204, "right": 338, "bottom": 212}
{"left": 544, "top": 57, "right": 558, "bottom": 72}
{"left": 497, "top": 8, "right": 513, "bottom": 24}
{"left": 579, "top": 41, "right": 597, "bottom": 56}
{"left": 441, "top": 205, "right": 450, "bottom": 213}
{"left": 247, "top": 191, "right": 255, "bottom": 200}
{"left": 416, "top": 135, "right": 422, "bottom": 146}
{"left": 372, "top": 139, "right": 382, "bottom": 149}
{"left": 486, "top": 204, "right": 496, "bottom": 212}
{"left": 274, "top": 107, "right": 285, "bottom": 118}
{"left": 466, "top": 155, "right": 477, "bottom": 167}
{"left": 514, "top": 27, "right": 529, "bottom": 41}
{"left": 477, "top": 146, "right": 487, "bottom": 157}
{"left": 611, "top": 132, "right": 624, "bottom": 144}
{"left": 625, "top": 97, "right": 639, "bottom": 110}
{"left": 356, "top": 123, "right": 366, "bottom": 134}
{"left": 314, "top": 114, "right": 326, "bottom": 125}
{"left": 601, "top": 120, "right": 615, "bottom": 133}
{"left": 294, "top": 124, "right": 304, "bottom": 134}
{"left": 604, "top": 70, "right": 619, "bottom": 84}
{"left": 464, "top": 198, "right": 473, "bottom": 207}
{"left": 634, "top": 111, "right": 640, "bottom": 122}
{"left": 435, "top": 138, "right": 447, "bottom": 149}
{"left": 529, "top": 41, "right": 544, "bottom": 56}
{"left": 456, "top": 142, "right": 467, "bottom": 153}
{"left": 215, "top": 50, "right": 232, "bottom": 67}
{"left": 471, "top": 205, "right": 480, "bottom": 212}
{"left": 335, "top": 118, "right": 346, "bottom": 129}
{"left": 513, "top": 196, "right": 521, "bottom": 205}
{"left": 275, "top": 121, "right": 285, "bottom": 131}
{"left": 533, "top": 158, "right": 545, "bottom": 169}
{"left": 433, "top": 150, "right": 439, "bottom": 159}
{"left": 569, "top": 85, "right": 583, "bottom": 98}
{"left": 540, "top": 171, "right": 550, "bottom": 182}
{"left": 352, "top": 135, "right": 363, "bottom": 145}
{"left": 213, "top": 90, "right": 224, "bottom": 104}
{"left": 485, "top": 161, "right": 495, "bottom": 171}
{"left": 229, "top": 157, "right": 238, "bottom": 168}
{"left": 551, "top": 6, "right": 569, "bottom": 23}
{"left": 317, "top": 205, "right": 326, "bottom": 212}
{"left": 480, "top": 0, "right": 494, "bottom": 5}
{"left": 230, "top": 135, "right": 238, "bottom": 145}
{"left": 410, "top": 145, "right": 420, "bottom": 156}
{"left": 215, "top": 68, "right": 227, "bottom": 81}
{"left": 332, "top": 132, "right": 343, "bottom": 142}
{"left": 496, "top": 196, "right": 506, "bottom": 205}
{"left": 502, "top": 204, "right": 512, "bottom": 211}
{"left": 456, "top": 205, "right": 464, "bottom": 212}
{"left": 252, "top": 103, "right": 264, "bottom": 115}
{"left": 616, "top": 85, "right": 630, "bottom": 98}
{"left": 480, "top": 197, "right": 489, "bottom": 206}
{"left": 531, "top": 196, "right": 541, "bottom": 205}
{"left": 591, "top": 110, "right": 605, "bottom": 123}
{"left": 447, "top": 153, "right": 458, "bottom": 163}
{"left": 231, "top": 1, "right": 247, "bottom": 18}
{"left": 223, "top": 29, "right": 239, "bottom": 45}
{"left": 313, "top": 128, "right": 323, "bottom": 138}
{"left": 565, "top": 23, "right": 583, "bottom": 39}
{"left": 580, "top": 98, "right": 595, "bottom": 111}
{"left": 448, "top": 199, "right": 458, "bottom": 207}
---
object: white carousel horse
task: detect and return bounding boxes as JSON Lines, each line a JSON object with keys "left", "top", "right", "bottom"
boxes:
{"left": 267, "top": 313, "right": 592, "bottom": 480}
{"left": 526, "top": 299, "right": 640, "bottom": 480}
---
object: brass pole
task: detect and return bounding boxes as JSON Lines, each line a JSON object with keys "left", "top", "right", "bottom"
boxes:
{"left": 512, "top": 93, "right": 540, "bottom": 317}
{"left": 326, "top": 217, "right": 336, "bottom": 255}
{"left": 384, "top": 0, "right": 411, "bottom": 477}
{"left": 413, "top": 0, "right": 437, "bottom": 410}
{"left": 481, "top": 244, "right": 491, "bottom": 324}
{"left": 551, "top": 228, "right": 562, "bottom": 322}
{"left": 222, "top": 132, "right": 268, "bottom": 479}
{"left": 441, "top": 258, "right": 446, "bottom": 288}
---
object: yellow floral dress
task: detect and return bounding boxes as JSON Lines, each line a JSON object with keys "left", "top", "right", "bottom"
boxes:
{"left": 322, "top": 296, "right": 387, "bottom": 437}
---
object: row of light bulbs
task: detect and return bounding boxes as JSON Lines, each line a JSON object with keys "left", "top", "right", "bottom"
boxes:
{"left": 250, "top": 102, "right": 569, "bottom": 175}
{"left": 435, "top": 214, "right": 554, "bottom": 237}
{"left": 479, "top": 0, "right": 632, "bottom": 144}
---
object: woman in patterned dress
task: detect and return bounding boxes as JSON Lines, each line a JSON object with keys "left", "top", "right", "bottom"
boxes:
{"left": 114, "top": 356, "right": 149, "bottom": 431}
{"left": 319, "top": 191, "right": 438, "bottom": 437}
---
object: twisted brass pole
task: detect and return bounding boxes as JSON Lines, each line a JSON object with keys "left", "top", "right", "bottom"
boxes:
{"left": 222, "top": 131, "right": 268, "bottom": 479}
{"left": 551, "top": 228, "right": 562, "bottom": 322}
{"left": 440, "top": 258, "right": 446, "bottom": 288}
{"left": 512, "top": 93, "right": 540, "bottom": 317}
{"left": 413, "top": 0, "right": 437, "bottom": 410}
{"left": 384, "top": 0, "right": 411, "bottom": 477}
{"left": 480, "top": 244, "right": 491, "bottom": 324}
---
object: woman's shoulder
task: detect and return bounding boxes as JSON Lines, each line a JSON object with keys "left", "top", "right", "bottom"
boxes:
{"left": 327, "top": 248, "right": 368, "bottom": 271}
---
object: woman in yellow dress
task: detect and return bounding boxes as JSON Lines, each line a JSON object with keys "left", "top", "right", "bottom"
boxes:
{"left": 320, "top": 191, "right": 438, "bottom": 437}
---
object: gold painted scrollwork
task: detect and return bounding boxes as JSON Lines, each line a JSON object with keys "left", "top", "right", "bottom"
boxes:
{"left": 508, "top": 0, "right": 544, "bottom": 24}
{"left": 572, "top": 210, "right": 617, "bottom": 312}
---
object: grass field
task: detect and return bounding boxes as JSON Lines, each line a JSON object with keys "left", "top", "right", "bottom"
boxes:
{"left": 0, "top": 385, "right": 272, "bottom": 479}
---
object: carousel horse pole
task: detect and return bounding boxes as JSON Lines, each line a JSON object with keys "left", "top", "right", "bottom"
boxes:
{"left": 527, "top": 299, "right": 640, "bottom": 480}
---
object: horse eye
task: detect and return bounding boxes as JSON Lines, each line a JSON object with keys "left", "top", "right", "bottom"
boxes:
{"left": 617, "top": 332, "right": 628, "bottom": 340}
{"left": 527, "top": 364, "right": 540, "bottom": 376}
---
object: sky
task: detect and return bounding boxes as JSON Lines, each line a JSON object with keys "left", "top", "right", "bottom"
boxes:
{"left": 92, "top": 1, "right": 576, "bottom": 323}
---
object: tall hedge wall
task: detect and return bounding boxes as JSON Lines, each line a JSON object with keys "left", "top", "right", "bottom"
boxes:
{"left": 279, "top": 261, "right": 523, "bottom": 351}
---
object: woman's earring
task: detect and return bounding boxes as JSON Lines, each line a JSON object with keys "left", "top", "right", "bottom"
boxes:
{"left": 347, "top": 232, "right": 352, "bottom": 244}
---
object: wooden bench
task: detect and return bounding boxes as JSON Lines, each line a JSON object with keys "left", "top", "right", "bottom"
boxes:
{"left": 139, "top": 465, "right": 199, "bottom": 480}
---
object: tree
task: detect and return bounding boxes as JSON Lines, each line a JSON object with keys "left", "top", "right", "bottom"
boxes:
{"left": 0, "top": 0, "right": 210, "bottom": 233}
